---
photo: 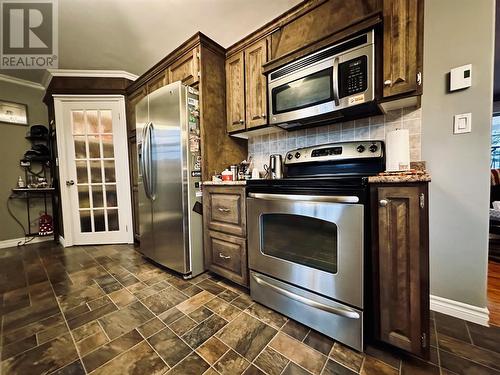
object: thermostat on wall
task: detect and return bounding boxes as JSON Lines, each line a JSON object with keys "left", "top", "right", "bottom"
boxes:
{"left": 450, "top": 64, "right": 472, "bottom": 91}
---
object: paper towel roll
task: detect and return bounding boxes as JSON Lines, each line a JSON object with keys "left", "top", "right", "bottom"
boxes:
{"left": 386, "top": 129, "right": 410, "bottom": 171}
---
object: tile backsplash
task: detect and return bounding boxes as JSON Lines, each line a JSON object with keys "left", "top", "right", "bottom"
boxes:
{"left": 248, "top": 107, "right": 422, "bottom": 173}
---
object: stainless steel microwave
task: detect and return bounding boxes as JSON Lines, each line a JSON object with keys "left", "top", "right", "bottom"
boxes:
{"left": 268, "top": 30, "right": 376, "bottom": 130}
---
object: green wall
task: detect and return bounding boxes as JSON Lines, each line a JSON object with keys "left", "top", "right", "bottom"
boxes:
{"left": 0, "top": 79, "right": 49, "bottom": 241}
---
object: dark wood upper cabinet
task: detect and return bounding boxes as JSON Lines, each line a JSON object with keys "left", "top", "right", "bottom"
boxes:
{"left": 168, "top": 47, "right": 200, "bottom": 86}
{"left": 371, "top": 183, "right": 430, "bottom": 358}
{"left": 244, "top": 38, "right": 268, "bottom": 129}
{"left": 226, "top": 38, "right": 269, "bottom": 133}
{"left": 382, "top": 0, "right": 423, "bottom": 98}
{"left": 225, "top": 51, "right": 246, "bottom": 133}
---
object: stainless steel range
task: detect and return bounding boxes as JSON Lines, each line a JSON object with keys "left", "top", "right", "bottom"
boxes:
{"left": 246, "top": 140, "right": 385, "bottom": 351}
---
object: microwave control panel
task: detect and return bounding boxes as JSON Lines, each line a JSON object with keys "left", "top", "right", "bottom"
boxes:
{"left": 338, "top": 55, "right": 368, "bottom": 98}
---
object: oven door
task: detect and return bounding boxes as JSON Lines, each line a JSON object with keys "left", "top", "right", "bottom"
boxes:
{"left": 247, "top": 193, "right": 363, "bottom": 308}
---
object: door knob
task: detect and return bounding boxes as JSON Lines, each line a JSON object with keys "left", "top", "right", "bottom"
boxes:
{"left": 379, "top": 199, "right": 389, "bottom": 207}
{"left": 66, "top": 180, "right": 75, "bottom": 186}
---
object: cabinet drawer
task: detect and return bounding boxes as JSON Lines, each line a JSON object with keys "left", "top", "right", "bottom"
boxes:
{"left": 206, "top": 230, "right": 248, "bottom": 286}
{"left": 205, "top": 187, "right": 246, "bottom": 236}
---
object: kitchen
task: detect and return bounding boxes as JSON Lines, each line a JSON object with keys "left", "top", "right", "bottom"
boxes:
{"left": 0, "top": 0, "right": 497, "bottom": 374}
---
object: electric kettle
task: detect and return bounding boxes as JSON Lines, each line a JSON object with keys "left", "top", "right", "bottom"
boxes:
{"left": 268, "top": 154, "right": 283, "bottom": 179}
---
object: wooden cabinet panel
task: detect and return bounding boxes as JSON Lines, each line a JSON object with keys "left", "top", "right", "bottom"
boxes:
{"left": 205, "top": 186, "right": 246, "bottom": 237}
{"left": 244, "top": 39, "right": 268, "bottom": 129}
{"left": 270, "top": 0, "right": 381, "bottom": 60}
{"left": 168, "top": 47, "right": 199, "bottom": 85}
{"left": 128, "top": 135, "right": 140, "bottom": 239}
{"left": 147, "top": 72, "right": 168, "bottom": 94}
{"left": 371, "top": 184, "right": 429, "bottom": 357}
{"left": 226, "top": 51, "right": 246, "bottom": 133}
{"left": 203, "top": 185, "right": 248, "bottom": 287}
{"left": 382, "top": 0, "right": 422, "bottom": 97}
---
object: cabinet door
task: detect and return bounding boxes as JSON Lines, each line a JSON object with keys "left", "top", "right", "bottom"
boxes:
{"left": 205, "top": 230, "right": 248, "bottom": 287}
{"left": 204, "top": 186, "right": 246, "bottom": 237}
{"left": 382, "top": 0, "right": 422, "bottom": 97}
{"left": 244, "top": 39, "right": 268, "bottom": 129}
{"left": 373, "top": 185, "right": 429, "bottom": 357}
{"left": 168, "top": 47, "right": 199, "bottom": 86}
{"left": 147, "top": 72, "right": 169, "bottom": 94}
{"left": 225, "top": 51, "right": 246, "bottom": 133}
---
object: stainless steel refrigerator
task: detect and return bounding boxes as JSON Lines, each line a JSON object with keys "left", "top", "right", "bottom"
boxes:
{"left": 135, "top": 81, "right": 204, "bottom": 278}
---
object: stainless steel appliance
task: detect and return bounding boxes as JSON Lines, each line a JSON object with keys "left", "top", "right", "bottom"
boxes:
{"left": 267, "top": 154, "right": 283, "bottom": 179}
{"left": 247, "top": 140, "right": 385, "bottom": 351}
{"left": 135, "top": 81, "right": 204, "bottom": 278}
{"left": 268, "top": 30, "right": 378, "bottom": 130}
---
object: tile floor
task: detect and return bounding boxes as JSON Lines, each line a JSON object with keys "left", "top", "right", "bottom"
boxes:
{"left": 0, "top": 242, "right": 499, "bottom": 375}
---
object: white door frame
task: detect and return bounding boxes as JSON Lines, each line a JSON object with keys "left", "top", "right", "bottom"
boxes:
{"left": 54, "top": 94, "right": 133, "bottom": 246}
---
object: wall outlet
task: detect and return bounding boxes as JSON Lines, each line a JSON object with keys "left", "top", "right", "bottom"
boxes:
{"left": 450, "top": 64, "right": 472, "bottom": 91}
{"left": 454, "top": 113, "right": 471, "bottom": 134}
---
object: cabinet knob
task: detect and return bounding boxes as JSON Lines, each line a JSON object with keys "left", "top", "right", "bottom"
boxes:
{"left": 384, "top": 80, "right": 392, "bottom": 86}
{"left": 239, "top": 119, "right": 244, "bottom": 124}
{"left": 219, "top": 252, "right": 231, "bottom": 260}
{"left": 262, "top": 113, "right": 266, "bottom": 118}
{"left": 379, "top": 199, "right": 389, "bottom": 207}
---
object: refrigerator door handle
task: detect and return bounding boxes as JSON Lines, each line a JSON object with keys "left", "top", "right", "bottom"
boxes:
{"left": 148, "top": 122, "right": 156, "bottom": 200}
{"left": 143, "top": 122, "right": 154, "bottom": 200}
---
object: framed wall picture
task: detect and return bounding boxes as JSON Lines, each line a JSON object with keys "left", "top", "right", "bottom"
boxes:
{"left": 0, "top": 100, "right": 28, "bottom": 126}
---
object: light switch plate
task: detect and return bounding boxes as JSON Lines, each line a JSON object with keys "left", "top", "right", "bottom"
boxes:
{"left": 450, "top": 64, "right": 472, "bottom": 91}
{"left": 454, "top": 113, "right": 471, "bottom": 134}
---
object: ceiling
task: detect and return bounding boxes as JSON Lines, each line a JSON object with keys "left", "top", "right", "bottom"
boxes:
{"left": 0, "top": 0, "right": 302, "bottom": 84}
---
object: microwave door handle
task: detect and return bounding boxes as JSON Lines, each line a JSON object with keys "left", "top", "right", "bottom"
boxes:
{"left": 332, "top": 57, "right": 340, "bottom": 106}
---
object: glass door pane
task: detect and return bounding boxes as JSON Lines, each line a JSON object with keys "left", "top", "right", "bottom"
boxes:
{"left": 71, "top": 109, "right": 120, "bottom": 233}
{"left": 260, "top": 213, "right": 338, "bottom": 273}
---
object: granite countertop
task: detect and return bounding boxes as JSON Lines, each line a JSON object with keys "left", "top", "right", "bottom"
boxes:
{"left": 203, "top": 180, "right": 247, "bottom": 186}
{"left": 368, "top": 173, "right": 431, "bottom": 184}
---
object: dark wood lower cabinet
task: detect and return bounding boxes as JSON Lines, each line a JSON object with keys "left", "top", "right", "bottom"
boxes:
{"left": 203, "top": 185, "right": 248, "bottom": 287}
{"left": 370, "top": 183, "right": 430, "bottom": 358}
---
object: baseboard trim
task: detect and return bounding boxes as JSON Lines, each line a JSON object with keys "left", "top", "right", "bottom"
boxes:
{"left": 430, "top": 294, "right": 489, "bottom": 326}
{"left": 0, "top": 236, "right": 52, "bottom": 249}
{"left": 58, "top": 235, "right": 67, "bottom": 247}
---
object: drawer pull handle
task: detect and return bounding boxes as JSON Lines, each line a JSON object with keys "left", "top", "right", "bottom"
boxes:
{"left": 219, "top": 253, "right": 231, "bottom": 260}
{"left": 218, "top": 207, "right": 230, "bottom": 213}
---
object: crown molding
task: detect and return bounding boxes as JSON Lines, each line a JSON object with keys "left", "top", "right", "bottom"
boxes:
{"left": 43, "top": 69, "right": 139, "bottom": 88}
{"left": 0, "top": 74, "right": 45, "bottom": 90}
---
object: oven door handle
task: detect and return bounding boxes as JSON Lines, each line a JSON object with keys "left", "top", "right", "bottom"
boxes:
{"left": 252, "top": 274, "right": 360, "bottom": 319}
{"left": 248, "top": 192, "right": 359, "bottom": 203}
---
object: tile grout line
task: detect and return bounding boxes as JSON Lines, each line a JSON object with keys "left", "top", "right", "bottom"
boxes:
{"left": 36, "top": 250, "right": 89, "bottom": 375}
{"left": 83, "top": 247, "right": 330, "bottom": 375}
{"left": 80, "top": 247, "right": 205, "bottom": 371}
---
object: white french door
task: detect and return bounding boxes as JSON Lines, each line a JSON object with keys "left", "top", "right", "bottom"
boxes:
{"left": 54, "top": 95, "right": 133, "bottom": 246}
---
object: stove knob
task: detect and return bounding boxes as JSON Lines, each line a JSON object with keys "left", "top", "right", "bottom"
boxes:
{"left": 286, "top": 153, "right": 293, "bottom": 160}
{"left": 356, "top": 145, "right": 365, "bottom": 153}
{"left": 295, "top": 152, "right": 301, "bottom": 159}
{"left": 369, "top": 144, "right": 379, "bottom": 153}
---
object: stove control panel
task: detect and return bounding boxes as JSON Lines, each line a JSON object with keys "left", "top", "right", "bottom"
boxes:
{"left": 284, "top": 140, "right": 384, "bottom": 165}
